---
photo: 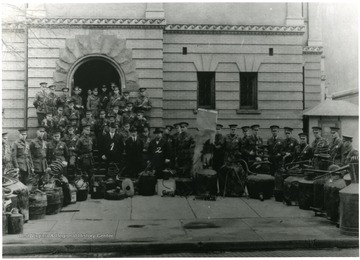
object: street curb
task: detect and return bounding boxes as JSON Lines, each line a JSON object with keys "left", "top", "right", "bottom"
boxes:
{"left": 3, "top": 239, "right": 359, "bottom": 256}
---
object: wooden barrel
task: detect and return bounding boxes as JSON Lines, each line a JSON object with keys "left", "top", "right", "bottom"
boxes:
{"left": 7, "top": 180, "right": 29, "bottom": 222}
{"left": 324, "top": 176, "right": 346, "bottom": 222}
{"left": 43, "top": 188, "right": 61, "bottom": 215}
{"left": 196, "top": 169, "right": 218, "bottom": 196}
{"left": 29, "top": 190, "right": 47, "bottom": 220}
{"left": 340, "top": 184, "right": 358, "bottom": 236}
{"left": 247, "top": 174, "right": 274, "bottom": 200}
{"left": 298, "top": 179, "right": 314, "bottom": 210}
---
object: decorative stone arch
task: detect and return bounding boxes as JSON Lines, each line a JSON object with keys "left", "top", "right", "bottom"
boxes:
{"left": 53, "top": 32, "right": 139, "bottom": 92}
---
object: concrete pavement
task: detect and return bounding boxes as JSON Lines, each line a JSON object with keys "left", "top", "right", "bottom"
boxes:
{"left": 3, "top": 195, "right": 359, "bottom": 256}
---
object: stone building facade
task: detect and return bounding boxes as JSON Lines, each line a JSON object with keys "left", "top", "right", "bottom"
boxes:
{"left": 2, "top": 3, "right": 324, "bottom": 140}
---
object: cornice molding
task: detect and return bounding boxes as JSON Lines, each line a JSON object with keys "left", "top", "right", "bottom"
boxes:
{"left": 26, "top": 17, "right": 166, "bottom": 29}
{"left": 303, "top": 46, "right": 323, "bottom": 55}
{"left": 165, "top": 24, "right": 305, "bottom": 35}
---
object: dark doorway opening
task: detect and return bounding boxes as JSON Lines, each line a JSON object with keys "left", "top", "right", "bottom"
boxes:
{"left": 73, "top": 59, "right": 121, "bottom": 106}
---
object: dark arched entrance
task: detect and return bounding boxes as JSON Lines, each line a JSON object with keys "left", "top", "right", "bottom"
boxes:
{"left": 73, "top": 59, "right": 121, "bottom": 106}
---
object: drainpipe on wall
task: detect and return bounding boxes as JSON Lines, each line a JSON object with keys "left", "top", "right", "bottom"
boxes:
{"left": 24, "top": 3, "right": 29, "bottom": 128}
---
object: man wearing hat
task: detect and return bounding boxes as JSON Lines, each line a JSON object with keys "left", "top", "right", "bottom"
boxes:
{"left": 281, "top": 127, "right": 299, "bottom": 165}
{"left": 81, "top": 110, "right": 97, "bottom": 147}
{"left": 133, "top": 110, "right": 150, "bottom": 133}
{"left": 122, "top": 101, "right": 136, "bottom": 126}
{"left": 267, "top": 125, "right": 283, "bottom": 175}
{"left": 47, "top": 129, "right": 69, "bottom": 170}
{"left": 86, "top": 87, "right": 101, "bottom": 117}
{"left": 223, "top": 124, "right": 241, "bottom": 164}
{"left": 341, "top": 135, "right": 358, "bottom": 165}
{"left": 30, "top": 126, "right": 50, "bottom": 187}
{"left": 53, "top": 106, "right": 69, "bottom": 135}
{"left": 2, "top": 132, "right": 13, "bottom": 171}
{"left": 240, "top": 126, "right": 250, "bottom": 147}
{"left": 295, "top": 133, "right": 313, "bottom": 162}
{"left": 107, "top": 85, "right": 122, "bottom": 114}
{"left": 99, "top": 84, "right": 109, "bottom": 111}
{"left": 75, "top": 124, "right": 94, "bottom": 182}
{"left": 72, "top": 86, "right": 84, "bottom": 117}
{"left": 134, "top": 87, "right": 152, "bottom": 114}
{"left": 148, "top": 128, "right": 171, "bottom": 179}
{"left": 311, "top": 126, "right": 330, "bottom": 170}
{"left": 33, "top": 82, "right": 48, "bottom": 125}
{"left": 108, "top": 105, "right": 123, "bottom": 127}
{"left": 125, "top": 127, "right": 144, "bottom": 178}
{"left": 42, "top": 112, "right": 56, "bottom": 141}
{"left": 11, "top": 129, "right": 34, "bottom": 185}
{"left": 176, "top": 122, "right": 195, "bottom": 177}
{"left": 210, "top": 124, "right": 224, "bottom": 172}
{"left": 64, "top": 99, "right": 80, "bottom": 128}
{"left": 119, "top": 90, "right": 131, "bottom": 110}
{"left": 99, "top": 122, "right": 124, "bottom": 171}
{"left": 45, "top": 84, "right": 58, "bottom": 116}
{"left": 94, "top": 109, "right": 108, "bottom": 140}
{"left": 242, "top": 124, "right": 264, "bottom": 163}
{"left": 56, "top": 87, "right": 71, "bottom": 109}
{"left": 62, "top": 125, "right": 79, "bottom": 170}
{"left": 119, "top": 122, "right": 131, "bottom": 146}
{"left": 329, "top": 127, "right": 343, "bottom": 165}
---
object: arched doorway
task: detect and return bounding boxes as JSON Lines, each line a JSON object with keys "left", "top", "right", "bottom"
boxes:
{"left": 72, "top": 58, "right": 121, "bottom": 106}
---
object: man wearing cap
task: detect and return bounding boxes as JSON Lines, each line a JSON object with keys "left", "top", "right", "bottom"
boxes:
{"left": 11, "top": 129, "right": 34, "bottom": 185}
{"left": 47, "top": 130, "right": 69, "bottom": 169}
{"left": 295, "top": 133, "right": 313, "bottom": 162}
{"left": 56, "top": 87, "right": 71, "bottom": 109}
{"left": 122, "top": 102, "right": 136, "bottom": 126}
{"left": 30, "top": 126, "right": 50, "bottom": 187}
{"left": 341, "top": 135, "right": 359, "bottom": 165}
{"left": 240, "top": 126, "right": 250, "bottom": 147}
{"left": 45, "top": 84, "right": 58, "bottom": 116}
{"left": 242, "top": 124, "right": 264, "bottom": 163}
{"left": 223, "top": 124, "right": 241, "bottom": 164}
{"left": 311, "top": 126, "right": 330, "bottom": 169}
{"left": 99, "top": 122, "right": 124, "bottom": 171}
{"left": 212, "top": 124, "right": 225, "bottom": 172}
{"left": 107, "top": 85, "right": 122, "bottom": 113}
{"left": 133, "top": 110, "right": 150, "bottom": 133}
{"left": 125, "top": 127, "right": 144, "bottom": 178}
{"left": 119, "top": 90, "right": 131, "bottom": 110}
{"left": 62, "top": 125, "right": 79, "bottom": 169}
{"left": 87, "top": 87, "right": 100, "bottom": 118}
{"left": 281, "top": 127, "right": 299, "bottom": 165}
{"left": 109, "top": 105, "right": 123, "bottom": 127}
{"left": 33, "top": 82, "right": 48, "bottom": 125}
{"left": 81, "top": 110, "right": 97, "bottom": 147}
{"left": 2, "top": 132, "right": 13, "bottom": 171}
{"left": 72, "top": 86, "right": 84, "bottom": 117}
{"left": 176, "top": 122, "right": 195, "bottom": 177}
{"left": 42, "top": 112, "right": 56, "bottom": 141}
{"left": 149, "top": 128, "right": 171, "bottom": 179}
{"left": 134, "top": 87, "right": 152, "bottom": 114}
{"left": 329, "top": 127, "right": 343, "bottom": 165}
{"left": 75, "top": 124, "right": 94, "bottom": 181}
{"left": 104, "top": 114, "right": 118, "bottom": 135}
{"left": 163, "top": 125, "right": 175, "bottom": 167}
{"left": 99, "top": 84, "right": 109, "bottom": 110}
{"left": 64, "top": 99, "right": 80, "bottom": 128}
{"left": 53, "top": 106, "right": 69, "bottom": 135}
{"left": 267, "top": 125, "right": 283, "bottom": 175}
{"left": 119, "top": 122, "right": 131, "bottom": 147}
{"left": 94, "top": 109, "right": 108, "bottom": 140}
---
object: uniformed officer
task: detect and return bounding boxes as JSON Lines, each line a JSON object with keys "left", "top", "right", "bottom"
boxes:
{"left": 72, "top": 86, "right": 84, "bottom": 117}
{"left": 119, "top": 90, "right": 131, "bottom": 110}
{"left": 81, "top": 110, "right": 97, "bottom": 147}
{"left": 2, "top": 132, "right": 13, "bottom": 171}
{"left": 42, "top": 112, "right": 56, "bottom": 141}
{"left": 118, "top": 122, "right": 131, "bottom": 146}
{"left": 294, "top": 133, "right": 313, "bottom": 162}
{"left": 242, "top": 124, "right": 264, "bottom": 163}
{"left": 172, "top": 123, "right": 182, "bottom": 161}
{"left": 103, "top": 114, "right": 118, "bottom": 135}
{"left": 329, "top": 126, "right": 343, "bottom": 165}
{"left": 33, "top": 82, "right": 48, "bottom": 125}
{"left": 108, "top": 105, "right": 123, "bottom": 128}
{"left": 311, "top": 126, "right": 330, "bottom": 170}
{"left": 61, "top": 125, "right": 79, "bottom": 170}
{"left": 30, "top": 126, "right": 50, "bottom": 187}
{"left": 75, "top": 124, "right": 94, "bottom": 181}
{"left": 212, "top": 124, "right": 225, "bottom": 172}
{"left": 107, "top": 85, "right": 122, "bottom": 113}
{"left": 99, "top": 84, "right": 109, "bottom": 111}
{"left": 57, "top": 87, "right": 71, "bottom": 109}
{"left": 134, "top": 87, "right": 152, "bottom": 115}
{"left": 86, "top": 87, "right": 100, "bottom": 118}
{"left": 240, "top": 126, "right": 250, "bottom": 148}
{"left": 282, "top": 127, "right": 299, "bottom": 165}
{"left": 94, "top": 109, "right": 108, "bottom": 141}
{"left": 46, "top": 84, "right": 58, "bottom": 116}
{"left": 122, "top": 102, "right": 136, "bottom": 126}
{"left": 341, "top": 135, "right": 359, "bottom": 165}
{"left": 223, "top": 124, "right": 241, "bottom": 164}
{"left": 176, "top": 122, "right": 195, "bottom": 177}
{"left": 64, "top": 99, "right": 80, "bottom": 128}
{"left": 11, "top": 129, "right": 34, "bottom": 185}
{"left": 53, "top": 106, "right": 69, "bottom": 136}
{"left": 148, "top": 127, "right": 171, "bottom": 179}
{"left": 47, "top": 130, "right": 69, "bottom": 167}
{"left": 132, "top": 110, "right": 150, "bottom": 134}
{"left": 267, "top": 125, "right": 283, "bottom": 175}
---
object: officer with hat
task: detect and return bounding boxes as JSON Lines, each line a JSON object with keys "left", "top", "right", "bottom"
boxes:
{"left": 11, "top": 128, "right": 34, "bottom": 185}
{"left": 46, "top": 84, "right": 58, "bottom": 116}
{"left": 57, "top": 87, "right": 71, "bottom": 109}
{"left": 295, "top": 133, "right": 313, "bottom": 162}
{"left": 94, "top": 109, "right": 108, "bottom": 140}
{"left": 176, "top": 122, "right": 195, "bottom": 177}
{"left": 107, "top": 85, "right": 122, "bottom": 113}
{"left": 53, "top": 106, "right": 69, "bottom": 136}
{"left": 133, "top": 109, "right": 150, "bottom": 133}
{"left": 124, "top": 126, "right": 144, "bottom": 178}
{"left": 172, "top": 123, "right": 182, "bottom": 162}
{"left": 87, "top": 87, "right": 100, "bottom": 118}
{"left": 134, "top": 87, "right": 152, "bottom": 114}
{"left": 75, "top": 124, "right": 94, "bottom": 182}
{"left": 72, "top": 86, "right": 84, "bottom": 117}
{"left": 2, "top": 131, "right": 13, "bottom": 171}
{"left": 99, "top": 84, "right": 109, "bottom": 110}
{"left": 311, "top": 126, "right": 330, "bottom": 170}
{"left": 224, "top": 124, "right": 241, "bottom": 164}
{"left": 341, "top": 135, "right": 359, "bottom": 165}
{"left": 64, "top": 98, "right": 80, "bottom": 128}
{"left": 240, "top": 126, "right": 250, "bottom": 146}
{"left": 119, "top": 90, "right": 131, "bottom": 110}
{"left": 122, "top": 101, "right": 136, "bottom": 125}
{"left": 242, "top": 124, "right": 264, "bottom": 163}
{"left": 34, "top": 82, "right": 49, "bottom": 125}
{"left": 62, "top": 124, "right": 79, "bottom": 170}
{"left": 267, "top": 125, "right": 283, "bottom": 175}
{"left": 47, "top": 129, "right": 69, "bottom": 174}
{"left": 282, "top": 127, "right": 299, "bottom": 165}
{"left": 329, "top": 126, "right": 343, "bottom": 165}
{"left": 108, "top": 105, "right": 123, "bottom": 127}
{"left": 42, "top": 112, "right": 56, "bottom": 141}
{"left": 212, "top": 124, "right": 225, "bottom": 172}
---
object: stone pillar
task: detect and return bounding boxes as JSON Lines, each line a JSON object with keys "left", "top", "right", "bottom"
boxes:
{"left": 145, "top": 3, "right": 164, "bottom": 19}
{"left": 285, "top": 3, "right": 304, "bottom": 26}
{"left": 308, "top": 2, "right": 323, "bottom": 46}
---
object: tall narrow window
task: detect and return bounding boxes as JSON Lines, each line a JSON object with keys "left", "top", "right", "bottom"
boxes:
{"left": 197, "top": 72, "right": 215, "bottom": 109}
{"left": 240, "top": 72, "right": 258, "bottom": 109}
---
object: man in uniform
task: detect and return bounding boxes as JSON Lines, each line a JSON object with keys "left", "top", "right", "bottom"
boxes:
{"left": 108, "top": 105, "right": 123, "bottom": 128}
{"left": 86, "top": 87, "right": 100, "bottom": 118}
{"left": 64, "top": 99, "right": 80, "bottom": 128}
{"left": 46, "top": 84, "right": 58, "bottom": 116}
{"left": 341, "top": 135, "right": 359, "bottom": 165}
{"left": 119, "top": 90, "right": 131, "bottom": 110}
{"left": 72, "top": 86, "right": 84, "bottom": 118}
{"left": 132, "top": 110, "right": 150, "bottom": 133}
{"left": 30, "top": 126, "right": 50, "bottom": 187}
{"left": 107, "top": 85, "right": 122, "bottom": 114}
{"left": 56, "top": 87, "right": 71, "bottom": 109}
{"left": 282, "top": 127, "right": 299, "bottom": 165}
{"left": 172, "top": 123, "right": 182, "bottom": 163}
{"left": 100, "top": 122, "right": 124, "bottom": 171}
{"left": 329, "top": 126, "right": 343, "bottom": 165}
{"left": 94, "top": 109, "right": 108, "bottom": 141}
{"left": 240, "top": 126, "right": 250, "bottom": 150}
{"left": 2, "top": 132, "right": 13, "bottom": 171}
{"left": 12, "top": 129, "right": 34, "bottom": 185}
{"left": 122, "top": 101, "right": 136, "bottom": 126}
{"left": 267, "top": 125, "right": 283, "bottom": 175}
{"left": 42, "top": 112, "right": 56, "bottom": 141}
{"left": 295, "top": 133, "right": 313, "bottom": 162}
{"left": 223, "top": 124, "right": 241, "bottom": 165}
{"left": 47, "top": 130, "right": 69, "bottom": 166}
{"left": 125, "top": 127, "right": 144, "bottom": 178}
{"left": 53, "top": 106, "right": 69, "bottom": 136}
{"left": 134, "top": 87, "right": 152, "bottom": 115}
{"left": 242, "top": 124, "right": 264, "bottom": 163}
{"left": 75, "top": 124, "right": 94, "bottom": 182}
{"left": 99, "top": 84, "right": 109, "bottom": 111}
{"left": 62, "top": 125, "right": 79, "bottom": 170}
{"left": 212, "top": 124, "right": 225, "bottom": 172}
{"left": 81, "top": 110, "right": 97, "bottom": 147}
{"left": 119, "top": 122, "right": 131, "bottom": 146}
{"left": 33, "top": 82, "right": 48, "bottom": 125}
{"left": 311, "top": 126, "right": 329, "bottom": 170}
{"left": 148, "top": 128, "right": 171, "bottom": 179}
{"left": 176, "top": 122, "right": 195, "bottom": 177}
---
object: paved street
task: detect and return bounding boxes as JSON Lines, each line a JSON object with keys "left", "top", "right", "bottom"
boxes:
{"left": 3, "top": 195, "right": 359, "bottom": 256}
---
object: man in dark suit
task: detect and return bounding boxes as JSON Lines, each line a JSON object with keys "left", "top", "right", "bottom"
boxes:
{"left": 148, "top": 128, "right": 171, "bottom": 179}
{"left": 125, "top": 127, "right": 144, "bottom": 178}
{"left": 100, "top": 122, "right": 124, "bottom": 171}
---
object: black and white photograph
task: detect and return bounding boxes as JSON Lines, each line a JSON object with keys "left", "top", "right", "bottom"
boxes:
{"left": 1, "top": 1, "right": 359, "bottom": 257}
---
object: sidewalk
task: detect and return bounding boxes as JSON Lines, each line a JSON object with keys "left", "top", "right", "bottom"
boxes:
{"left": 3, "top": 195, "right": 358, "bottom": 256}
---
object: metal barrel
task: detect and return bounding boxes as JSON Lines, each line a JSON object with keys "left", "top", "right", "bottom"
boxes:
{"left": 339, "top": 184, "right": 359, "bottom": 236}
{"left": 43, "top": 188, "right": 61, "bottom": 215}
